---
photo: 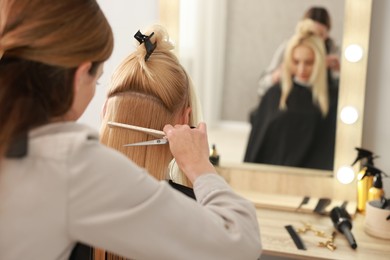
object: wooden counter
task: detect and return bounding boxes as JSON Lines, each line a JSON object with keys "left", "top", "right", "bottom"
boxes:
{"left": 256, "top": 204, "right": 390, "bottom": 259}
{"left": 216, "top": 164, "right": 389, "bottom": 259}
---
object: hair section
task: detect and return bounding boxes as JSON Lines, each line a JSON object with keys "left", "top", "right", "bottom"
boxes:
{"left": 101, "top": 25, "right": 202, "bottom": 186}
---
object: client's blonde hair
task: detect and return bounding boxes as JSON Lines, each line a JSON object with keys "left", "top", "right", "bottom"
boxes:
{"left": 100, "top": 25, "right": 201, "bottom": 187}
{"left": 280, "top": 18, "right": 329, "bottom": 116}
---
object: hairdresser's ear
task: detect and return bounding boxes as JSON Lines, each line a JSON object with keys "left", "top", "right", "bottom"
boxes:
{"left": 69, "top": 62, "right": 97, "bottom": 120}
{"left": 73, "top": 62, "right": 93, "bottom": 93}
{"left": 180, "top": 107, "right": 192, "bottom": 125}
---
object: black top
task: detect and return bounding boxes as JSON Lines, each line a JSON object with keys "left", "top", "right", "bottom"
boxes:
{"left": 167, "top": 179, "right": 196, "bottom": 199}
{"left": 244, "top": 80, "right": 338, "bottom": 170}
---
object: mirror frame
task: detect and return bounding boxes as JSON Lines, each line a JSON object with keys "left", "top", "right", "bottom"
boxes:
{"left": 159, "top": 0, "right": 372, "bottom": 201}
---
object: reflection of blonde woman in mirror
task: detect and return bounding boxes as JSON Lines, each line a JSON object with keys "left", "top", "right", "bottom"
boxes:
{"left": 258, "top": 6, "right": 340, "bottom": 96}
{"left": 100, "top": 25, "right": 202, "bottom": 188}
{"left": 245, "top": 19, "right": 338, "bottom": 170}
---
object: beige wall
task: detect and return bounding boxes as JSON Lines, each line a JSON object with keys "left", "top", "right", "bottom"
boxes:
{"left": 364, "top": 0, "right": 390, "bottom": 193}
{"left": 79, "top": 0, "right": 159, "bottom": 130}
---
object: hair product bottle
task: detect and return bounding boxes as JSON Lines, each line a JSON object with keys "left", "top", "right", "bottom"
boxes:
{"left": 367, "top": 165, "right": 386, "bottom": 202}
{"left": 351, "top": 148, "right": 376, "bottom": 213}
{"left": 209, "top": 144, "right": 220, "bottom": 166}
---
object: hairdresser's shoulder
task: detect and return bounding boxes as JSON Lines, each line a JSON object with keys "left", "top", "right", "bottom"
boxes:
{"left": 29, "top": 122, "right": 120, "bottom": 160}
{"left": 30, "top": 122, "right": 98, "bottom": 145}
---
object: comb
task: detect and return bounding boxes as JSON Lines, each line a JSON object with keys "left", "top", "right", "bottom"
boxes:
{"left": 107, "top": 121, "right": 165, "bottom": 138}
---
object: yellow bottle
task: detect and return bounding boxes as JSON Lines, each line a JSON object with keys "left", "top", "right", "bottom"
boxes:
{"left": 357, "top": 168, "right": 374, "bottom": 212}
{"left": 357, "top": 169, "right": 367, "bottom": 212}
{"left": 209, "top": 144, "right": 220, "bottom": 166}
{"left": 352, "top": 148, "right": 375, "bottom": 213}
{"left": 367, "top": 171, "right": 385, "bottom": 202}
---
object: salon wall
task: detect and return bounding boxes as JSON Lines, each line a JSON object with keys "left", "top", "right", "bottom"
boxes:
{"left": 364, "top": 0, "right": 390, "bottom": 193}
{"left": 78, "top": 0, "right": 159, "bottom": 131}
{"left": 79, "top": 0, "right": 390, "bottom": 193}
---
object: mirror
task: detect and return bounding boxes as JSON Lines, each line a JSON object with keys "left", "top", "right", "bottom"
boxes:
{"left": 187, "top": 0, "right": 344, "bottom": 171}
{"left": 159, "top": 0, "right": 372, "bottom": 200}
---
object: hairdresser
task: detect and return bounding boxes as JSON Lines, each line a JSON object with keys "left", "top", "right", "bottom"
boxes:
{"left": 0, "top": 0, "right": 261, "bottom": 259}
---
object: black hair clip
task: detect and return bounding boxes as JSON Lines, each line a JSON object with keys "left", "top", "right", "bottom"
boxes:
{"left": 134, "top": 30, "right": 156, "bottom": 61}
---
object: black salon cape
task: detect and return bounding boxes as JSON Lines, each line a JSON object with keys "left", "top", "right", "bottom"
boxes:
{"left": 244, "top": 81, "right": 338, "bottom": 170}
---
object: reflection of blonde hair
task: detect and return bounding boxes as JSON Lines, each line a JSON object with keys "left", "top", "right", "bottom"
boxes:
{"left": 100, "top": 25, "right": 201, "bottom": 187}
{"left": 280, "top": 19, "right": 328, "bottom": 116}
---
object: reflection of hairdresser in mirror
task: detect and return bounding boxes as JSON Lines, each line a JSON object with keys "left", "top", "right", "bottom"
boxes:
{"left": 244, "top": 19, "right": 339, "bottom": 170}
{"left": 100, "top": 24, "right": 201, "bottom": 189}
{"left": 258, "top": 6, "right": 340, "bottom": 96}
{"left": 0, "top": 0, "right": 262, "bottom": 258}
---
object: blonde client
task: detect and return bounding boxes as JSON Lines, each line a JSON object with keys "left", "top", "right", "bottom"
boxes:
{"left": 245, "top": 19, "right": 338, "bottom": 170}
{"left": 96, "top": 25, "right": 203, "bottom": 259}
{"left": 100, "top": 25, "right": 201, "bottom": 188}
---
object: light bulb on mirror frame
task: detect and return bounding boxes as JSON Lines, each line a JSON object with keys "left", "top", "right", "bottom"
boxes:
{"left": 337, "top": 166, "right": 355, "bottom": 184}
{"left": 344, "top": 44, "right": 363, "bottom": 63}
{"left": 340, "top": 106, "right": 359, "bottom": 125}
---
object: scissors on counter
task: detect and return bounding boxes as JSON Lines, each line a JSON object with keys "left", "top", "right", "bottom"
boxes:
{"left": 107, "top": 121, "right": 167, "bottom": 147}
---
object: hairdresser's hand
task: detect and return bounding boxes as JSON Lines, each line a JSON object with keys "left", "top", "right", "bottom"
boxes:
{"left": 164, "top": 122, "right": 216, "bottom": 183}
{"left": 326, "top": 54, "right": 340, "bottom": 72}
{"left": 271, "top": 65, "right": 282, "bottom": 85}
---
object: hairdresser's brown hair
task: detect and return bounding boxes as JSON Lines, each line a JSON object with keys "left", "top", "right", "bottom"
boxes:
{"left": 303, "top": 6, "right": 331, "bottom": 30}
{"left": 0, "top": 0, "right": 113, "bottom": 157}
{"left": 100, "top": 25, "right": 201, "bottom": 187}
